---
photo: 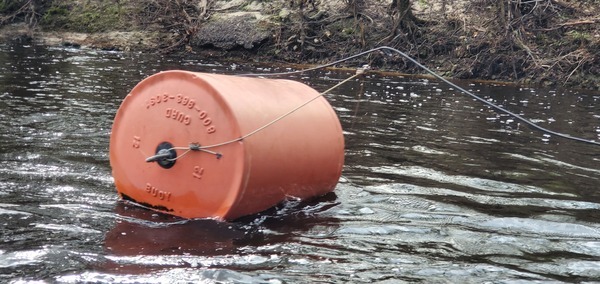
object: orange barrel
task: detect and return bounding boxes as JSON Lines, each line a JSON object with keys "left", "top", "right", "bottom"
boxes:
{"left": 109, "top": 70, "right": 344, "bottom": 220}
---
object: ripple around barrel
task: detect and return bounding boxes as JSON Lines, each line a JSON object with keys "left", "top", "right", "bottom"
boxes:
{"left": 1, "top": 43, "right": 599, "bottom": 283}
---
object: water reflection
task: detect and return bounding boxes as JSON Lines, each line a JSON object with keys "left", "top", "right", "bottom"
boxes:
{"left": 100, "top": 194, "right": 340, "bottom": 279}
{"left": 106, "top": 193, "right": 339, "bottom": 257}
{"left": 106, "top": 203, "right": 245, "bottom": 256}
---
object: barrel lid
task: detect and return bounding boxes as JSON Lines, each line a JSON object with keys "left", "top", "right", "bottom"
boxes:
{"left": 109, "top": 70, "right": 245, "bottom": 219}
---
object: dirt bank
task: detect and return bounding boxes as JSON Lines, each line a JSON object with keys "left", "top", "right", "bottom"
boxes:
{"left": 1, "top": 0, "right": 598, "bottom": 90}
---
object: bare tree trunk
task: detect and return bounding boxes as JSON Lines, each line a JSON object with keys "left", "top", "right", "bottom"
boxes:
{"left": 346, "top": 0, "right": 366, "bottom": 47}
{"left": 0, "top": 0, "right": 39, "bottom": 27}
{"left": 390, "top": 0, "right": 416, "bottom": 23}
{"left": 385, "top": 0, "right": 418, "bottom": 42}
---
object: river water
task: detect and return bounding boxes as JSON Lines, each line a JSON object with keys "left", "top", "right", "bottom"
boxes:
{"left": 1, "top": 42, "right": 599, "bottom": 283}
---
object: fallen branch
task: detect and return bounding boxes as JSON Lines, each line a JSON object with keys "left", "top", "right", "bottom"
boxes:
{"left": 536, "top": 18, "right": 599, "bottom": 31}
{"left": 512, "top": 30, "right": 540, "bottom": 67}
{"left": 0, "top": 0, "right": 35, "bottom": 26}
{"left": 559, "top": 19, "right": 598, "bottom": 27}
{"left": 564, "top": 55, "right": 588, "bottom": 85}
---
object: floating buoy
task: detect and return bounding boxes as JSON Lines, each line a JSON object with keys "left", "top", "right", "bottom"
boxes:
{"left": 109, "top": 71, "right": 344, "bottom": 220}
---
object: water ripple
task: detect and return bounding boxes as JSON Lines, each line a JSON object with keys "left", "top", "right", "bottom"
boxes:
{"left": 1, "top": 43, "right": 599, "bottom": 283}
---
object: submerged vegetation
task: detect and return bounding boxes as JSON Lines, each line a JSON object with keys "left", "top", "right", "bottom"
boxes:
{"left": 1, "top": 0, "right": 599, "bottom": 89}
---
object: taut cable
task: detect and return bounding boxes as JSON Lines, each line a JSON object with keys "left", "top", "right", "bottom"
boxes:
{"left": 146, "top": 46, "right": 599, "bottom": 164}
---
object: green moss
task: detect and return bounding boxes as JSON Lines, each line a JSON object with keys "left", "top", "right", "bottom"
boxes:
{"left": 0, "top": 0, "right": 22, "bottom": 14}
{"left": 40, "top": 1, "right": 127, "bottom": 32}
{"left": 566, "top": 30, "right": 591, "bottom": 42}
{"left": 326, "top": 18, "right": 357, "bottom": 40}
{"left": 40, "top": 5, "right": 70, "bottom": 28}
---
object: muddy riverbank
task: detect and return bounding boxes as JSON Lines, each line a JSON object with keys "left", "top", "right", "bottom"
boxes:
{"left": 1, "top": 0, "right": 598, "bottom": 90}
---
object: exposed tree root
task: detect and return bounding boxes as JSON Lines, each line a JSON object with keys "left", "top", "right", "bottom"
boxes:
{"left": 1, "top": 0, "right": 598, "bottom": 89}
